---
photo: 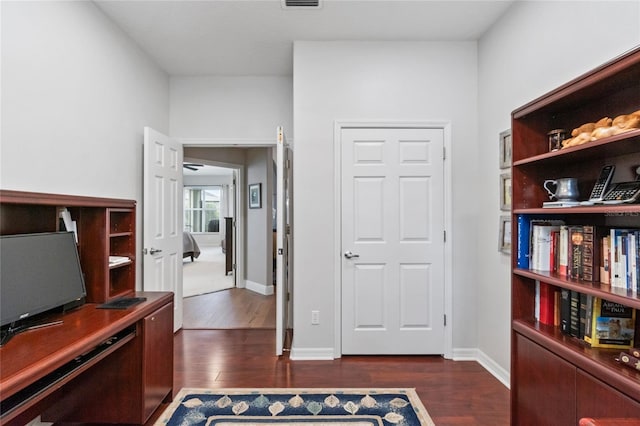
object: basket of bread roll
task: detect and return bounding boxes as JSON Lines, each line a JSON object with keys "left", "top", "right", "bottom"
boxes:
{"left": 561, "top": 109, "right": 640, "bottom": 149}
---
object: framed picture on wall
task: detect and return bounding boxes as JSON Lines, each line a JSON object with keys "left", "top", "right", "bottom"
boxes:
{"left": 500, "top": 172, "right": 512, "bottom": 211}
{"left": 499, "top": 129, "right": 512, "bottom": 169}
{"left": 498, "top": 215, "right": 511, "bottom": 254}
{"left": 249, "top": 183, "right": 262, "bottom": 209}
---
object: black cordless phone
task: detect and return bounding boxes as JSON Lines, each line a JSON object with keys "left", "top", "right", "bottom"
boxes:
{"left": 588, "top": 165, "right": 615, "bottom": 202}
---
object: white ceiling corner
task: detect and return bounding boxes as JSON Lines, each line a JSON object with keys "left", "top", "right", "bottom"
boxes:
{"left": 94, "top": 0, "right": 514, "bottom": 76}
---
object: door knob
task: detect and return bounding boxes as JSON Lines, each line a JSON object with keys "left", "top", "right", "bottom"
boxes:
{"left": 344, "top": 250, "right": 360, "bottom": 259}
{"left": 144, "top": 248, "right": 163, "bottom": 255}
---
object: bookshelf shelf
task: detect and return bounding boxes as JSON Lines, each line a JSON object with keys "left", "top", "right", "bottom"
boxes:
{"left": 514, "top": 269, "right": 640, "bottom": 309}
{"left": 513, "top": 130, "right": 640, "bottom": 168}
{"left": 510, "top": 47, "right": 640, "bottom": 424}
{"left": 514, "top": 205, "right": 640, "bottom": 215}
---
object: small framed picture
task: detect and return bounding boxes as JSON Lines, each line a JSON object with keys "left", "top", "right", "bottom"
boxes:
{"left": 249, "top": 183, "right": 262, "bottom": 209}
{"left": 500, "top": 172, "right": 512, "bottom": 211}
{"left": 498, "top": 215, "right": 511, "bottom": 254}
{"left": 499, "top": 129, "right": 512, "bottom": 169}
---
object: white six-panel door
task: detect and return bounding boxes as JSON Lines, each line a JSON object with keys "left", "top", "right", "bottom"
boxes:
{"left": 341, "top": 127, "right": 445, "bottom": 354}
{"left": 143, "top": 127, "right": 183, "bottom": 332}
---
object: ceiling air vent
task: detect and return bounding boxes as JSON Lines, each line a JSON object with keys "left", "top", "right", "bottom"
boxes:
{"left": 282, "top": 0, "right": 322, "bottom": 9}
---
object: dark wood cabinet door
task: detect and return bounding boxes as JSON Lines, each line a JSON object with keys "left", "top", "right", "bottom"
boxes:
{"left": 142, "top": 302, "right": 174, "bottom": 421}
{"left": 577, "top": 370, "right": 640, "bottom": 421}
{"left": 513, "top": 333, "right": 576, "bottom": 426}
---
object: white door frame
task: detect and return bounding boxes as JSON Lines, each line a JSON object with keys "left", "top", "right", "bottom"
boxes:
{"left": 333, "top": 120, "right": 453, "bottom": 359}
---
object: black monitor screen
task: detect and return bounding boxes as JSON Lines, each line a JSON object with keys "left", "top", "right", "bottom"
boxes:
{"left": 1, "top": 232, "right": 87, "bottom": 328}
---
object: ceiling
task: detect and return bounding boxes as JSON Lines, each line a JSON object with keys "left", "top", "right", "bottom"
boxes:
{"left": 183, "top": 164, "right": 235, "bottom": 177}
{"left": 94, "top": 0, "right": 514, "bottom": 76}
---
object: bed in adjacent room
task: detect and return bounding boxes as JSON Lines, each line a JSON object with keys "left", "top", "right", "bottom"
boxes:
{"left": 183, "top": 232, "right": 201, "bottom": 262}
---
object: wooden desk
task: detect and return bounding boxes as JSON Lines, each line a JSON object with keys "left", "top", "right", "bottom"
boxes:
{"left": 0, "top": 292, "right": 174, "bottom": 425}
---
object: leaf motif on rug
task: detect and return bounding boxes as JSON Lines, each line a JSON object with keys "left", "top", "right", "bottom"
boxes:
{"left": 268, "top": 401, "right": 285, "bottom": 416}
{"left": 215, "top": 395, "right": 232, "bottom": 408}
{"left": 183, "top": 411, "right": 206, "bottom": 424}
{"left": 384, "top": 412, "right": 405, "bottom": 423}
{"left": 289, "top": 394, "right": 304, "bottom": 408}
{"left": 253, "top": 395, "right": 270, "bottom": 408}
{"left": 390, "top": 397, "right": 410, "bottom": 408}
{"left": 343, "top": 400, "right": 359, "bottom": 415}
{"left": 232, "top": 401, "right": 249, "bottom": 415}
{"left": 182, "top": 398, "right": 203, "bottom": 408}
{"left": 324, "top": 394, "right": 340, "bottom": 408}
{"left": 361, "top": 394, "right": 377, "bottom": 408}
{"left": 306, "top": 401, "right": 323, "bottom": 415}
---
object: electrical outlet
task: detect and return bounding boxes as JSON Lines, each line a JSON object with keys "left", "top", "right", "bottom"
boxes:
{"left": 311, "top": 310, "right": 320, "bottom": 325}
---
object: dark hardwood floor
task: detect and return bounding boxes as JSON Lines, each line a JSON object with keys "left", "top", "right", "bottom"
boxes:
{"left": 150, "top": 328, "right": 511, "bottom": 426}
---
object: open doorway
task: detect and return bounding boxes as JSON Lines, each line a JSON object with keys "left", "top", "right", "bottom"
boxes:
{"left": 182, "top": 164, "right": 236, "bottom": 298}
{"left": 181, "top": 149, "right": 278, "bottom": 331}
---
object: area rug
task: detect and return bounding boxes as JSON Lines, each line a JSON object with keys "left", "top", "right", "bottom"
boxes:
{"left": 155, "top": 388, "right": 435, "bottom": 426}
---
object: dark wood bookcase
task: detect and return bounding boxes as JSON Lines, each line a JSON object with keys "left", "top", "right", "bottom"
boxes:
{"left": 510, "top": 47, "right": 640, "bottom": 424}
{"left": 0, "top": 189, "right": 136, "bottom": 303}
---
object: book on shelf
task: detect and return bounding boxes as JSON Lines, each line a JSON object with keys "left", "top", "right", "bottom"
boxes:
{"left": 569, "top": 226, "right": 584, "bottom": 280}
{"left": 554, "top": 290, "right": 561, "bottom": 327}
{"left": 600, "top": 235, "right": 611, "bottom": 285}
{"left": 569, "top": 290, "right": 581, "bottom": 338}
{"left": 560, "top": 288, "right": 571, "bottom": 334}
{"left": 558, "top": 225, "right": 569, "bottom": 276}
{"left": 583, "top": 297, "right": 636, "bottom": 349}
{"left": 537, "top": 281, "right": 556, "bottom": 326}
{"left": 581, "top": 225, "right": 598, "bottom": 282}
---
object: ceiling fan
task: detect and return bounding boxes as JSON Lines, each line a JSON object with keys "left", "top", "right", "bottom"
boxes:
{"left": 183, "top": 163, "right": 204, "bottom": 171}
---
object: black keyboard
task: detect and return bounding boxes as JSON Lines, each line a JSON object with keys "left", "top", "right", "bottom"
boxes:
{"left": 97, "top": 297, "right": 147, "bottom": 310}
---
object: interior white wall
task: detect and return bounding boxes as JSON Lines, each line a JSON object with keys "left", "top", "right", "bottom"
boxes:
{"left": 477, "top": 0, "right": 640, "bottom": 376}
{"left": 292, "top": 41, "right": 479, "bottom": 354}
{"left": 1, "top": 0, "right": 169, "bottom": 289}
{"left": 246, "top": 148, "right": 273, "bottom": 294}
{"left": 170, "top": 76, "right": 293, "bottom": 139}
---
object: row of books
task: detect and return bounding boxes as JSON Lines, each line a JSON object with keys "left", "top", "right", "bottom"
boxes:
{"left": 604, "top": 228, "right": 640, "bottom": 291}
{"left": 516, "top": 215, "right": 640, "bottom": 292}
{"left": 536, "top": 281, "right": 636, "bottom": 349}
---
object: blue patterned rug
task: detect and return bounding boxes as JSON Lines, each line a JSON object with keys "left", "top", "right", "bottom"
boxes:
{"left": 155, "top": 388, "right": 435, "bottom": 426}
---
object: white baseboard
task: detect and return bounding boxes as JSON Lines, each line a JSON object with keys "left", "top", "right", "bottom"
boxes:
{"left": 289, "top": 347, "right": 335, "bottom": 360}
{"left": 246, "top": 279, "right": 274, "bottom": 296}
{"left": 452, "top": 347, "right": 510, "bottom": 389}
